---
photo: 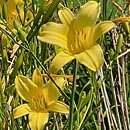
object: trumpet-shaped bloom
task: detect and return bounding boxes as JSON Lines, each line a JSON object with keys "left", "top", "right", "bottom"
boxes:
{"left": 38, "top": 1, "right": 115, "bottom": 73}
{"left": 13, "top": 69, "right": 69, "bottom": 130}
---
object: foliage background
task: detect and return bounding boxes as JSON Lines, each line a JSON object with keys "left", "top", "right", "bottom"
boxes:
{"left": 0, "top": 0, "right": 130, "bottom": 130}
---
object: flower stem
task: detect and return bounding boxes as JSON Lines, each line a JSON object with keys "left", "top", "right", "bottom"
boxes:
{"left": 69, "top": 59, "right": 78, "bottom": 130}
{"left": 27, "top": 0, "right": 61, "bottom": 42}
{"left": 30, "top": 51, "right": 70, "bottom": 101}
{"left": 0, "top": 26, "right": 70, "bottom": 102}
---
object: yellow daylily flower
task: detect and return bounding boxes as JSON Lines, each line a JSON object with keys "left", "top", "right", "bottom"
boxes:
{"left": 5, "top": 0, "right": 23, "bottom": 13}
{"left": 13, "top": 69, "right": 69, "bottom": 130}
{"left": 38, "top": 1, "right": 115, "bottom": 73}
{"left": 0, "top": 0, "right": 24, "bottom": 28}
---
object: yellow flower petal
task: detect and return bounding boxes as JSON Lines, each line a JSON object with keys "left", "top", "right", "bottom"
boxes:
{"left": 72, "top": 1, "right": 100, "bottom": 30}
{"left": 32, "top": 69, "right": 44, "bottom": 87}
{"left": 2, "top": 0, "right": 24, "bottom": 28}
{"left": 44, "top": 77, "right": 65, "bottom": 102}
{"left": 29, "top": 112, "right": 49, "bottom": 130}
{"left": 6, "top": 0, "right": 23, "bottom": 13}
{"left": 47, "top": 101, "right": 69, "bottom": 113}
{"left": 49, "top": 51, "right": 75, "bottom": 73}
{"left": 13, "top": 104, "right": 30, "bottom": 119}
{"left": 58, "top": 7, "right": 74, "bottom": 26}
{"left": 38, "top": 22, "right": 68, "bottom": 49}
{"left": 15, "top": 76, "right": 38, "bottom": 102}
{"left": 75, "top": 44, "right": 103, "bottom": 71}
{"left": 112, "top": 17, "right": 130, "bottom": 22}
{"left": 93, "top": 21, "right": 115, "bottom": 41}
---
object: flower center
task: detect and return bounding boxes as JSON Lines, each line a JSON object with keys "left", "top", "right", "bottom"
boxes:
{"left": 31, "top": 93, "right": 47, "bottom": 112}
{"left": 67, "top": 27, "right": 91, "bottom": 54}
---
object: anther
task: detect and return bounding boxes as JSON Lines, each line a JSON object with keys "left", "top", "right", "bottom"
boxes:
{"left": 81, "top": 30, "right": 84, "bottom": 35}
{"left": 84, "top": 34, "right": 87, "bottom": 39}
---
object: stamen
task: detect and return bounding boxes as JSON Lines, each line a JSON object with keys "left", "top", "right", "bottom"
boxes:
{"left": 81, "top": 30, "right": 84, "bottom": 35}
{"left": 31, "top": 93, "right": 47, "bottom": 111}
{"left": 84, "top": 34, "right": 87, "bottom": 39}
{"left": 68, "top": 29, "right": 87, "bottom": 54}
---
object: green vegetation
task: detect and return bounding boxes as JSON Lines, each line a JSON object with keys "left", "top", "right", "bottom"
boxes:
{"left": 0, "top": 0, "right": 130, "bottom": 129}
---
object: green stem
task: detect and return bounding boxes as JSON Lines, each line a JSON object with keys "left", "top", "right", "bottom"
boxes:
{"left": 0, "top": 26, "right": 70, "bottom": 102}
{"left": 29, "top": 51, "right": 70, "bottom": 101}
{"left": 77, "top": 87, "right": 94, "bottom": 130}
{"left": 41, "top": 42, "right": 47, "bottom": 64}
{"left": 69, "top": 59, "right": 78, "bottom": 130}
{"left": 77, "top": 72, "right": 95, "bottom": 130}
{"left": 27, "top": 0, "right": 61, "bottom": 42}
{"left": 26, "top": 2, "right": 45, "bottom": 40}
{"left": 102, "top": 0, "right": 108, "bottom": 20}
